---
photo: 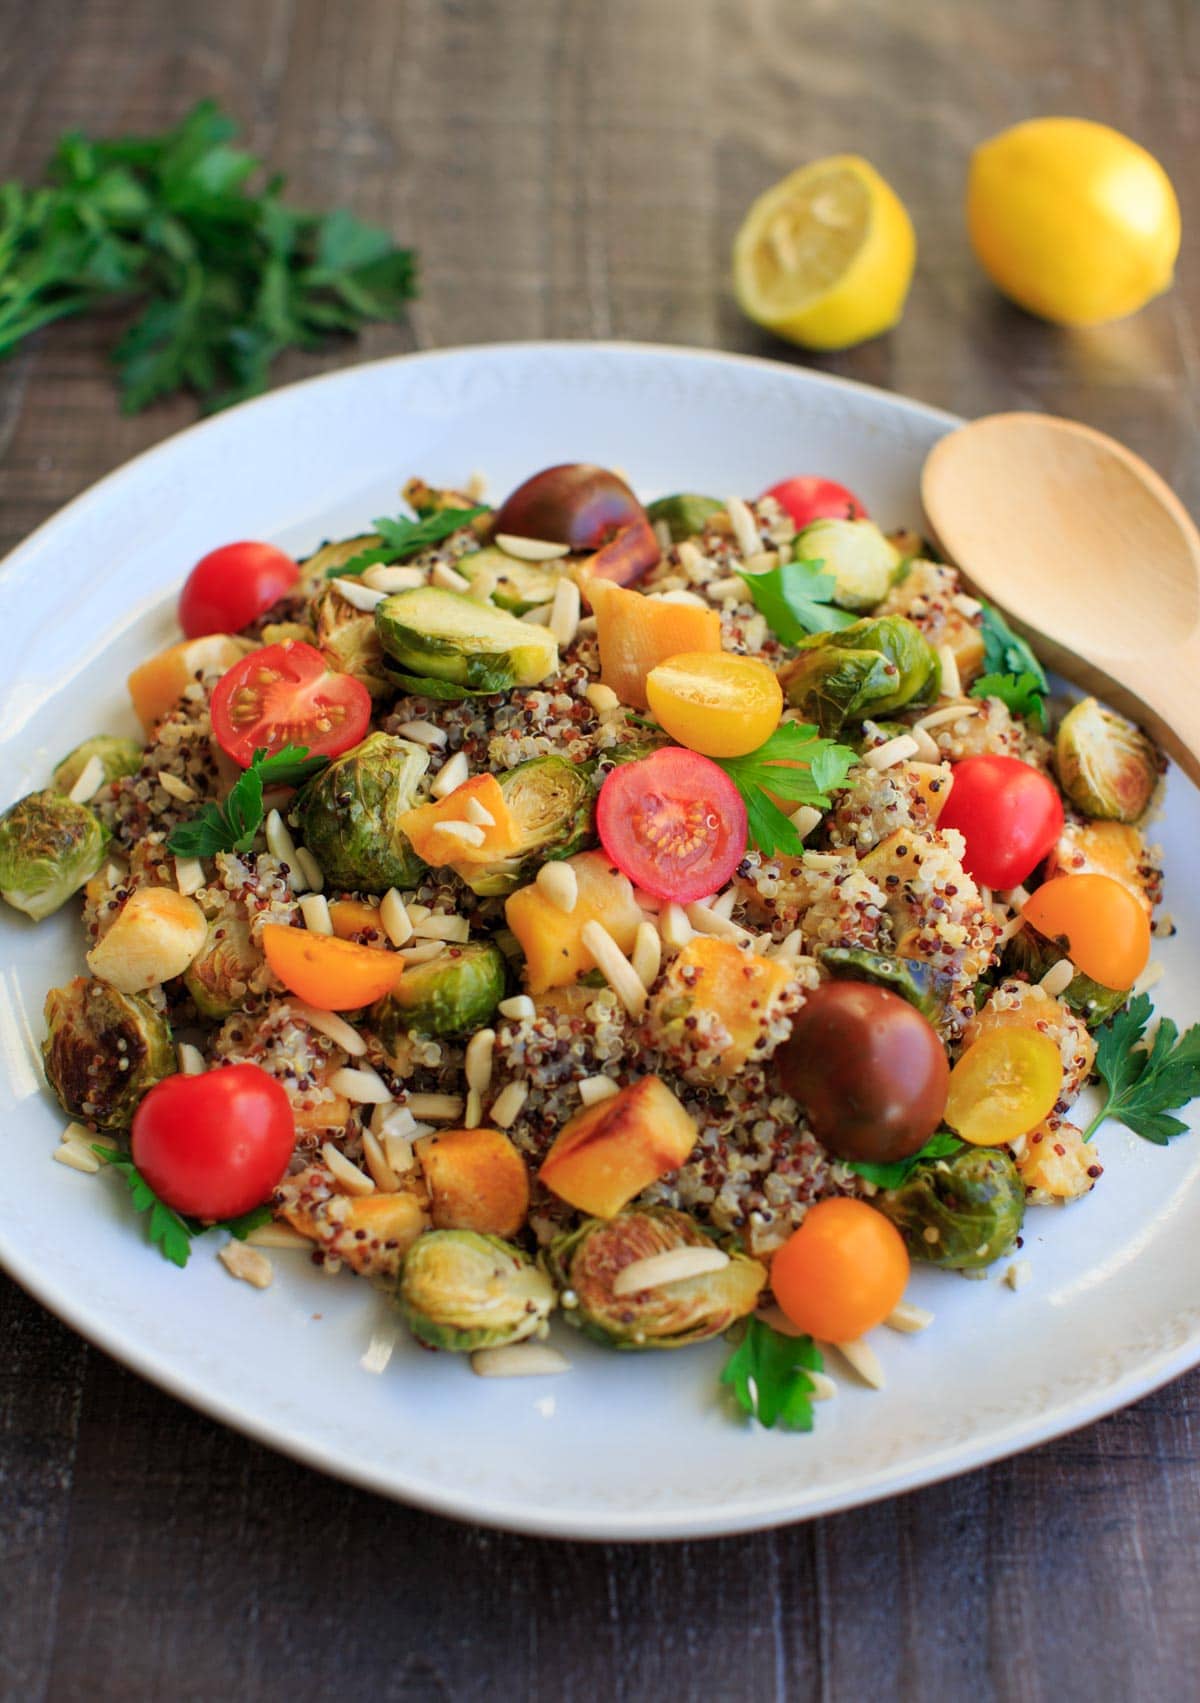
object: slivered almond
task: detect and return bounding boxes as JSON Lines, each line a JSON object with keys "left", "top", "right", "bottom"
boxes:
{"left": 463, "top": 796, "right": 496, "bottom": 827}
{"left": 53, "top": 1142, "right": 101, "bottom": 1174}
{"left": 321, "top": 1142, "right": 376, "bottom": 1195}
{"left": 495, "top": 533, "right": 570, "bottom": 562}
{"left": 294, "top": 847, "right": 325, "bottom": 892}
{"left": 465, "top": 1028, "right": 496, "bottom": 1095}
{"left": 611, "top": 1245, "right": 729, "bottom": 1297}
{"left": 578, "top": 1075, "right": 619, "bottom": 1107}
{"left": 830, "top": 1338, "right": 886, "bottom": 1389}
{"left": 498, "top": 994, "right": 535, "bottom": 1021}
{"left": 536, "top": 860, "right": 578, "bottom": 914}
{"left": 394, "top": 718, "right": 447, "bottom": 747}
{"left": 433, "top": 819, "right": 486, "bottom": 848}
{"left": 67, "top": 755, "right": 106, "bottom": 804}
{"left": 580, "top": 920, "right": 646, "bottom": 1017}
{"left": 218, "top": 1241, "right": 273, "bottom": 1288}
{"left": 471, "top": 1344, "right": 571, "bottom": 1377}
{"left": 1039, "top": 959, "right": 1075, "bottom": 998}
{"left": 685, "top": 901, "right": 755, "bottom": 946}
{"left": 380, "top": 888, "right": 413, "bottom": 946}
{"left": 333, "top": 577, "right": 387, "bottom": 611}
{"left": 361, "top": 563, "right": 426, "bottom": 593}
{"left": 299, "top": 893, "right": 334, "bottom": 934}
{"left": 177, "top": 1042, "right": 207, "bottom": 1075}
{"left": 288, "top": 1002, "right": 366, "bottom": 1054}
{"left": 937, "top": 644, "right": 963, "bottom": 700}
{"left": 489, "top": 1081, "right": 529, "bottom": 1127}
{"left": 361, "top": 1128, "right": 401, "bottom": 1192}
{"left": 431, "top": 751, "right": 469, "bottom": 798}
{"left": 659, "top": 902, "right": 694, "bottom": 949}
{"left": 406, "top": 1092, "right": 463, "bottom": 1121}
{"left": 327, "top": 1065, "right": 392, "bottom": 1104}
{"left": 884, "top": 1301, "right": 935, "bottom": 1334}
{"left": 548, "top": 576, "right": 581, "bottom": 647}
{"left": 913, "top": 703, "right": 982, "bottom": 734}
{"left": 431, "top": 563, "right": 470, "bottom": 593}
{"left": 410, "top": 912, "right": 470, "bottom": 942}
{"left": 789, "top": 806, "right": 822, "bottom": 840}
{"left": 246, "top": 1223, "right": 311, "bottom": 1250}
{"left": 631, "top": 921, "right": 661, "bottom": 989}
{"left": 158, "top": 770, "right": 197, "bottom": 804}
{"left": 398, "top": 940, "right": 447, "bottom": 966}
{"left": 361, "top": 1325, "right": 400, "bottom": 1374}
{"left": 864, "top": 734, "right": 920, "bottom": 772}
{"left": 725, "top": 495, "right": 761, "bottom": 558}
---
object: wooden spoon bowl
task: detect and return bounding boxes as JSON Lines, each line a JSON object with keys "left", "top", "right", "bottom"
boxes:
{"left": 922, "top": 412, "right": 1200, "bottom": 785}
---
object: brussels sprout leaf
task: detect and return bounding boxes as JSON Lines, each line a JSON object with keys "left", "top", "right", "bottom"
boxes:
{"left": 720, "top": 1317, "right": 823, "bottom": 1431}
{"left": 843, "top": 1129, "right": 962, "bottom": 1190}
{"left": 736, "top": 556, "right": 858, "bottom": 644}
{"left": 92, "top": 1149, "right": 275, "bottom": 1265}
{"left": 325, "top": 507, "right": 487, "bottom": 578}
{"left": 1083, "top": 994, "right": 1200, "bottom": 1144}
{"left": 167, "top": 744, "right": 328, "bottom": 858}
{"left": 714, "top": 722, "right": 858, "bottom": 857}
{"left": 970, "top": 603, "right": 1048, "bottom": 729}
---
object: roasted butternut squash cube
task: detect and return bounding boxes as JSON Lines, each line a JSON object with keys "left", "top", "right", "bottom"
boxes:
{"left": 276, "top": 1163, "right": 430, "bottom": 1277}
{"left": 648, "top": 936, "right": 794, "bottom": 1073}
{"left": 538, "top": 1075, "right": 698, "bottom": 1217}
{"left": 328, "top": 897, "right": 386, "bottom": 941}
{"left": 398, "top": 774, "right": 520, "bottom": 867}
{"left": 127, "top": 634, "right": 253, "bottom": 735}
{"left": 1046, "top": 818, "right": 1161, "bottom": 917}
{"left": 505, "top": 849, "right": 643, "bottom": 993}
{"left": 414, "top": 1126, "right": 531, "bottom": 1237}
{"left": 589, "top": 578, "right": 721, "bottom": 710}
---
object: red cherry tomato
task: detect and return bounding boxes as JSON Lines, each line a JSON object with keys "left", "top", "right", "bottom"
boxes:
{"left": 131, "top": 1063, "right": 295, "bottom": 1220}
{"left": 761, "top": 475, "right": 867, "bottom": 528}
{"left": 596, "top": 746, "right": 747, "bottom": 903}
{"left": 179, "top": 541, "right": 299, "bottom": 639}
{"left": 210, "top": 640, "right": 371, "bottom": 767}
{"left": 937, "top": 754, "right": 1064, "bottom": 889}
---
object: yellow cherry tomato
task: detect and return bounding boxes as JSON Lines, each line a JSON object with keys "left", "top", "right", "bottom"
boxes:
{"left": 645, "top": 651, "right": 783, "bottom": 758}
{"left": 732, "top": 155, "right": 916, "bottom": 351}
{"left": 967, "top": 118, "right": 1180, "bottom": 326}
{"left": 1022, "top": 873, "right": 1151, "bottom": 991}
{"left": 770, "top": 1198, "right": 910, "bottom": 1342}
{"left": 945, "top": 1029, "right": 1063, "bottom": 1147}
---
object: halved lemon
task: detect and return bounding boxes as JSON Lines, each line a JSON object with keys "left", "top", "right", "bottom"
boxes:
{"left": 733, "top": 155, "right": 916, "bottom": 350}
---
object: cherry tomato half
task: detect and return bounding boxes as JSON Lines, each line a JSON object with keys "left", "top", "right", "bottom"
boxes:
{"left": 944, "top": 1029, "right": 1063, "bottom": 1146}
{"left": 1022, "top": 872, "right": 1151, "bottom": 990}
{"left": 936, "top": 754, "right": 1064, "bottom": 889}
{"left": 262, "top": 924, "right": 405, "bottom": 1010}
{"left": 595, "top": 745, "right": 747, "bottom": 903}
{"left": 760, "top": 475, "right": 867, "bottom": 529}
{"left": 771, "top": 1198, "right": 909, "bottom": 1342}
{"left": 178, "top": 541, "right": 299, "bottom": 639}
{"left": 131, "top": 1063, "right": 295, "bottom": 1220}
{"left": 776, "top": 982, "right": 949, "bottom": 1164}
{"left": 644, "top": 651, "right": 783, "bottom": 759}
{"left": 210, "top": 640, "right": 371, "bottom": 767}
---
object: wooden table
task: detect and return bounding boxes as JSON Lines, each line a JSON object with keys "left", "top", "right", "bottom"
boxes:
{"left": 2, "top": 2, "right": 1197, "bottom": 1697}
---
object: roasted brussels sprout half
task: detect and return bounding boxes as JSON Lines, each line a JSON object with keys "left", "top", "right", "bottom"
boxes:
{"left": 375, "top": 587, "right": 558, "bottom": 692}
{"left": 780, "top": 615, "right": 939, "bottom": 734}
{"left": 1001, "top": 928, "right": 1128, "bottom": 1029}
{"left": 403, "top": 477, "right": 490, "bottom": 521}
{"left": 296, "top": 532, "right": 381, "bottom": 593}
{"left": 877, "top": 1145, "right": 1024, "bottom": 1270}
{"left": 794, "top": 518, "right": 902, "bottom": 612}
{"left": 817, "top": 945, "right": 953, "bottom": 1024}
{"left": 52, "top": 736, "right": 142, "bottom": 797}
{"left": 546, "top": 1207, "right": 766, "bottom": 1349}
{"left": 0, "top": 791, "right": 110, "bottom": 922}
{"left": 396, "top": 1229, "right": 555, "bottom": 1351}
{"left": 1055, "top": 697, "right": 1158, "bottom": 824}
{"left": 183, "top": 915, "right": 261, "bottom": 1018}
{"left": 42, "top": 975, "right": 175, "bottom": 1129}
{"left": 456, "top": 547, "right": 563, "bottom": 615}
{"left": 455, "top": 756, "right": 596, "bottom": 897}
{"left": 297, "top": 732, "right": 429, "bottom": 894}
{"left": 311, "top": 582, "right": 393, "bottom": 697}
{"left": 644, "top": 493, "right": 725, "bottom": 542}
{"left": 372, "top": 940, "right": 506, "bottom": 1039}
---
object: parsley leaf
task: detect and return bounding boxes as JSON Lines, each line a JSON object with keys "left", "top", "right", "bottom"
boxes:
{"left": 167, "top": 744, "right": 327, "bottom": 858}
{"left": 325, "top": 506, "right": 487, "bottom": 578}
{"left": 843, "top": 1129, "right": 962, "bottom": 1190}
{"left": 0, "top": 102, "right": 417, "bottom": 414}
{"left": 1083, "top": 994, "right": 1200, "bottom": 1144}
{"left": 93, "top": 1148, "right": 194, "bottom": 1266}
{"left": 736, "top": 556, "right": 858, "bottom": 644}
{"left": 969, "top": 603, "right": 1048, "bottom": 729}
{"left": 714, "top": 722, "right": 858, "bottom": 857}
{"left": 720, "top": 1317, "right": 823, "bottom": 1431}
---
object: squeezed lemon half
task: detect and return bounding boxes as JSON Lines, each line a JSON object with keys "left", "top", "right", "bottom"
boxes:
{"left": 733, "top": 155, "right": 916, "bottom": 350}
{"left": 967, "top": 118, "right": 1181, "bottom": 326}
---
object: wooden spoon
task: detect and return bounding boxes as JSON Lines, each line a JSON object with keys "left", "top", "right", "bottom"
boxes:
{"left": 922, "top": 411, "right": 1200, "bottom": 787}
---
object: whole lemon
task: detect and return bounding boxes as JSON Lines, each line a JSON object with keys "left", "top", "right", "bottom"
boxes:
{"left": 967, "top": 117, "right": 1180, "bottom": 326}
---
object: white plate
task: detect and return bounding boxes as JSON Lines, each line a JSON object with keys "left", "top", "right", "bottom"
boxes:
{"left": 2, "top": 343, "right": 1197, "bottom": 1541}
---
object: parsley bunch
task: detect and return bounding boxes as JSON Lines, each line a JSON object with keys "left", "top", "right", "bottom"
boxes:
{"left": 720, "top": 1318, "right": 824, "bottom": 1431}
{"left": 93, "top": 1148, "right": 271, "bottom": 1267}
{"left": 167, "top": 744, "right": 327, "bottom": 859}
{"left": 715, "top": 722, "right": 858, "bottom": 858}
{"left": 1084, "top": 994, "right": 1200, "bottom": 1144}
{"left": 325, "top": 506, "right": 488, "bottom": 580}
{"left": 0, "top": 102, "right": 416, "bottom": 413}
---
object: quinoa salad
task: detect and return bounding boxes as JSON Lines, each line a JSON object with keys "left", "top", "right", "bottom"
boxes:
{"left": 5, "top": 461, "right": 1194, "bottom": 1423}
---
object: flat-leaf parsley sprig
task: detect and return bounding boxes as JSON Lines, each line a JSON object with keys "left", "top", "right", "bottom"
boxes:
{"left": 720, "top": 1317, "right": 824, "bottom": 1432}
{"left": 736, "top": 555, "right": 857, "bottom": 644}
{"left": 92, "top": 1147, "right": 272, "bottom": 1267}
{"left": 167, "top": 744, "right": 327, "bottom": 859}
{"left": 325, "top": 506, "right": 488, "bottom": 580}
{"left": 1083, "top": 994, "right": 1200, "bottom": 1144}
{"left": 969, "top": 602, "right": 1049, "bottom": 730}
{"left": 715, "top": 722, "right": 858, "bottom": 858}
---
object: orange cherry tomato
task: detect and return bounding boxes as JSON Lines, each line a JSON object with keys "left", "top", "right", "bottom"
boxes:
{"left": 644, "top": 651, "right": 783, "bottom": 759}
{"left": 770, "top": 1198, "right": 909, "bottom": 1342}
{"left": 262, "top": 923, "right": 403, "bottom": 1010}
{"left": 944, "top": 1029, "right": 1063, "bottom": 1146}
{"left": 1022, "top": 872, "right": 1151, "bottom": 990}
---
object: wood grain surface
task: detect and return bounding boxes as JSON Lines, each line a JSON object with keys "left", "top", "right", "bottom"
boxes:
{"left": 1, "top": 2, "right": 1197, "bottom": 1698}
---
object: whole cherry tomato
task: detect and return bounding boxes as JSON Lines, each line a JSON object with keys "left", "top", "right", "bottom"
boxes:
{"left": 1022, "top": 872, "right": 1151, "bottom": 989}
{"left": 761, "top": 475, "right": 867, "bottom": 528}
{"left": 131, "top": 1063, "right": 295, "bottom": 1220}
{"left": 771, "top": 1198, "right": 910, "bottom": 1341}
{"left": 210, "top": 640, "right": 371, "bottom": 767}
{"left": 776, "top": 981, "right": 949, "bottom": 1164}
{"left": 178, "top": 541, "right": 299, "bottom": 638}
{"left": 936, "top": 754, "right": 1064, "bottom": 889}
{"left": 595, "top": 745, "right": 748, "bottom": 903}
